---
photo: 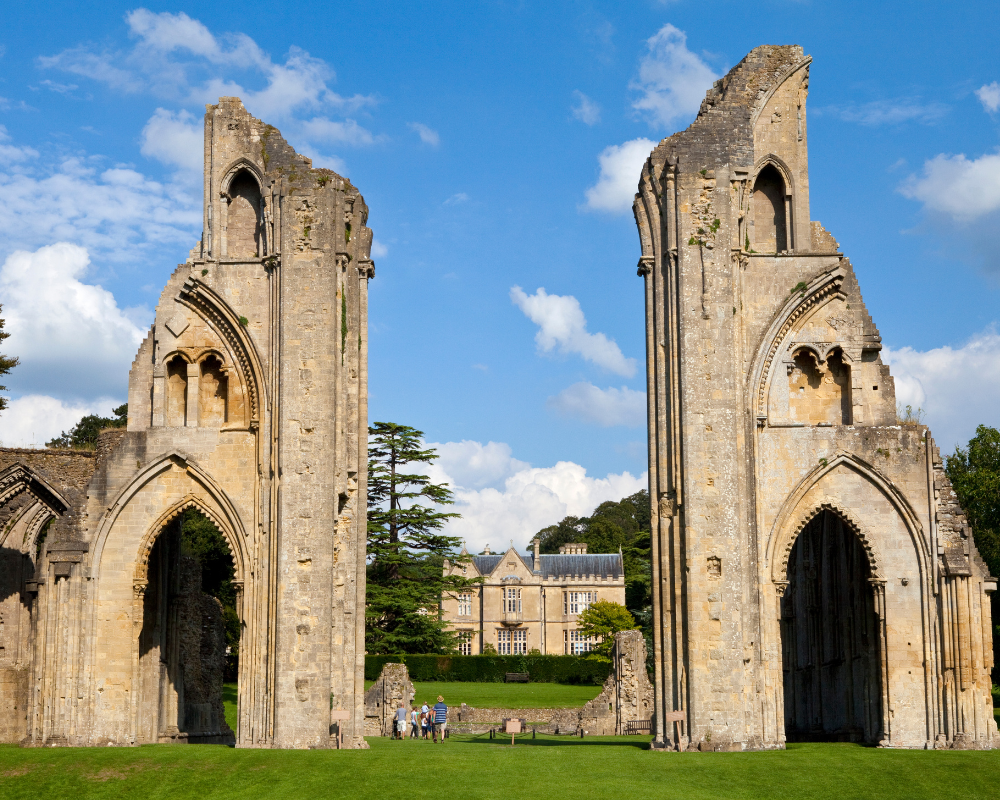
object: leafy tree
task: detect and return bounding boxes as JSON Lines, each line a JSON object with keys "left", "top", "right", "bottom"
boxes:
{"left": 577, "top": 600, "right": 637, "bottom": 659}
{"left": 366, "top": 422, "right": 479, "bottom": 655}
{"left": 180, "top": 509, "right": 240, "bottom": 680}
{"left": 46, "top": 404, "right": 127, "bottom": 450}
{"left": 0, "top": 305, "right": 18, "bottom": 413}
{"left": 945, "top": 425, "right": 1000, "bottom": 676}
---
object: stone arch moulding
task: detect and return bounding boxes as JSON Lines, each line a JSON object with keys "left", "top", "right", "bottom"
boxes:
{"left": 749, "top": 55, "right": 812, "bottom": 129}
{"left": 747, "top": 265, "right": 847, "bottom": 420}
{"left": 746, "top": 155, "right": 796, "bottom": 253}
{"left": 774, "top": 500, "right": 884, "bottom": 585}
{"left": 177, "top": 278, "right": 267, "bottom": 426}
{"left": 161, "top": 350, "right": 194, "bottom": 365}
{"left": 749, "top": 154, "right": 796, "bottom": 201}
{"left": 88, "top": 450, "right": 250, "bottom": 585}
{"left": 219, "top": 158, "right": 265, "bottom": 198}
{"left": 133, "top": 493, "right": 245, "bottom": 586}
{"left": 765, "top": 451, "right": 930, "bottom": 587}
{"left": 0, "top": 463, "right": 69, "bottom": 515}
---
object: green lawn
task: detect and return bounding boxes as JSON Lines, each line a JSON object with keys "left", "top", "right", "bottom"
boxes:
{"left": 3, "top": 736, "right": 1000, "bottom": 800}
{"left": 222, "top": 683, "right": 237, "bottom": 733}
{"left": 363, "top": 680, "right": 603, "bottom": 708}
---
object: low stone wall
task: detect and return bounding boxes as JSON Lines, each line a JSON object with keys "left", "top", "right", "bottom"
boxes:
{"left": 456, "top": 705, "right": 563, "bottom": 724}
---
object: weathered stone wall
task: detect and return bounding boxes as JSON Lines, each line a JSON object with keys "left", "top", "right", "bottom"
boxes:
{"left": 363, "top": 663, "right": 414, "bottom": 737}
{"left": 0, "top": 97, "right": 373, "bottom": 749}
{"left": 635, "top": 45, "right": 997, "bottom": 751}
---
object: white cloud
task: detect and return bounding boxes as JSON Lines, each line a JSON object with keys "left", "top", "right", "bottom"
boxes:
{"left": 444, "top": 192, "right": 469, "bottom": 205}
{"left": 41, "top": 10, "right": 377, "bottom": 124}
{"left": 141, "top": 108, "right": 202, "bottom": 178}
{"left": 630, "top": 24, "right": 719, "bottom": 129}
{"left": 371, "top": 240, "right": 388, "bottom": 259}
{"left": 0, "top": 125, "right": 39, "bottom": 162}
{"left": 826, "top": 99, "right": 947, "bottom": 126}
{"left": 571, "top": 91, "right": 601, "bottom": 125}
{"left": 408, "top": 122, "right": 440, "bottom": 146}
{"left": 38, "top": 79, "right": 79, "bottom": 94}
{"left": 511, "top": 286, "right": 636, "bottom": 376}
{"left": 0, "top": 145, "right": 200, "bottom": 264}
{"left": 899, "top": 151, "right": 1000, "bottom": 221}
{"left": 420, "top": 443, "right": 646, "bottom": 554}
{"left": 583, "top": 138, "right": 655, "bottom": 213}
{"left": 884, "top": 327, "right": 1000, "bottom": 453}
{"left": 0, "top": 244, "right": 147, "bottom": 399}
{"left": 0, "top": 395, "right": 122, "bottom": 449}
{"left": 976, "top": 82, "right": 1000, "bottom": 113}
{"left": 548, "top": 382, "right": 646, "bottom": 427}
{"left": 299, "top": 117, "right": 377, "bottom": 147}
{"left": 426, "top": 440, "right": 530, "bottom": 490}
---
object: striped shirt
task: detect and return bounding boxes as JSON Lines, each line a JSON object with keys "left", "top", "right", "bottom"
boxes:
{"left": 433, "top": 702, "right": 447, "bottom": 723}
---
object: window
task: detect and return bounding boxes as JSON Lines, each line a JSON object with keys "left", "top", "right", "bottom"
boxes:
{"left": 788, "top": 347, "right": 851, "bottom": 426}
{"left": 504, "top": 587, "right": 521, "bottom": 613}
{"left": 199, "top": 355, "right": 228, "bottom": 426}
{"left": 458, "top": 593, "right": 472, "bottom": 617}
{"left": 564, "top": 591, "right": 595, "bottom": 615}
{"left": 564, "top": 630, "right": 594, "bottom": 655}
{"left": 166, "top": 355, "right": 189, "bottom": 427}
{"left": 751, "top": 164, "right": 788, "bottom": 253}
{"left": 511, "top": 629, "right": 527, "bottom": 654}
{"left": 497, "top": 629, "right": 511, "bottom": 655}
{"left": 227, "top": 169, "right": 263, "bottom": 258}
{"left": 458, "top": 631, "right": 473, "bottom": 656}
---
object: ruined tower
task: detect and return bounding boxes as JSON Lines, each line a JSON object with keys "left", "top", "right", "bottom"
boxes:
{"left": 635, "top": 47, "right": 997, "bottom": 750}
{"left": 0, "top": 98, "right": 372, "bottom": 748}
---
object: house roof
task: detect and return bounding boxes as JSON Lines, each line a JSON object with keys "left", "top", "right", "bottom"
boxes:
{"left": 471, "top": 552, "right": 623, "bottom": 580}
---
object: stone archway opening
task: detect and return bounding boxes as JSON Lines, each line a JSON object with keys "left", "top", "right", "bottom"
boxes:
{"left": 780, "top": 509, "right": 883, "bottom": 743}
{"left": 136, "top": 508, "right": 238, "bottom": 744}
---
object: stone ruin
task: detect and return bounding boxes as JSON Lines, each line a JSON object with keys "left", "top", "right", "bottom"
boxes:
{"left": 577, "top": 631, "right": 654, "bottom": 736}
{"left": 450, "top": 631, "right": 653, "bottom": 736}
{"left": 363, "top": 663, "right": 414, "bottom": 737}
{"left": 0, "top": 97, "right": 373, "bottom": 748}
{"left": 635, "top": 45, "right": 998, "bottom": 750}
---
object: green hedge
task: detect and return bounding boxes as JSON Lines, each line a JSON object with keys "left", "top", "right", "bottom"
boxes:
{"left": 365, "top": 654, "right": 611, "bottom": 684}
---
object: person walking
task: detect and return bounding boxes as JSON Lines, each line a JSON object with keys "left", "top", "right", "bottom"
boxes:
{"left": 420, "top": 701, "right": 430, "bottom": 739}
{"left": 432, "top": 695, "right": 448, "bottom": 743}
{"left": 410, "top": 705, "right": 419, "bottom": 739}
{"left": 395, "top": 703, "right": 407, "bottom": 740}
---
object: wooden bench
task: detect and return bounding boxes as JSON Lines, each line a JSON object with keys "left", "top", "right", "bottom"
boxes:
{"left": 504, "top": 672, "right": 529, "bottom": 683}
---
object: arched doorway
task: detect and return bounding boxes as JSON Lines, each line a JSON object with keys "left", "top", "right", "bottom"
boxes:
{"left": 780, "top": 509, "right": 882, "bottom": 743}
{"left": 136, "top": 508, "right": 238, "bottom": 744}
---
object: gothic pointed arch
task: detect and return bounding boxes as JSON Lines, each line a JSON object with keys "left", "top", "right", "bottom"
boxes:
{"left": 133, "top": 494, "right": 245, "bottom": 585}
{"left": 219, "top": 157, "right": 264, "bottom": 197}
{"left": 178, "top": 277, "right": 267, "bottom": 427}
{"left": 0, "top": 463, "right": 69, "bottom": 516}
{"left": 765, "top": 451, "right": 929, "bottom": 587}
{"left": 89, "top": 450, "right": 250, "bottom": 583}
{"left": 747, "top": 265, "right": 847, "bottom": 420}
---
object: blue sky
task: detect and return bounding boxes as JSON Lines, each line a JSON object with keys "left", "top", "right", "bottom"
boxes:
{"left": 1, "top": 1, "right": 998, "bottom": 549}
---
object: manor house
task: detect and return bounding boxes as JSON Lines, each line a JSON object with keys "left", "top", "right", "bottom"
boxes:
{"left": 441, "top": 541, "right": 624, "bottom": 655}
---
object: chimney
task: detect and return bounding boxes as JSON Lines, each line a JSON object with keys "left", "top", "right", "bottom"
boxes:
{"left": 532, "top": 538, "right": 541, "bottom": 574}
